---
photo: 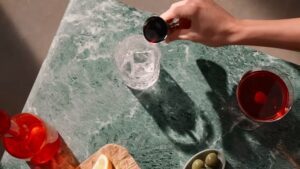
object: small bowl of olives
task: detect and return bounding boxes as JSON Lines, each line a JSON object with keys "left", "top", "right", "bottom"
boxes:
{"left": 183, "top": 149, "right": 225, "bottom": 169}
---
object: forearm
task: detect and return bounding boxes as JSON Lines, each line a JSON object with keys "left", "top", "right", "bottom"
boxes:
{"left": 229, "top": 18, "right": 300, "bottom": 51}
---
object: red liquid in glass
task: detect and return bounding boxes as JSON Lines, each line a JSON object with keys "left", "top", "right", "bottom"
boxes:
{"left": 237, "top": 70, "right": 290, "bottom": 122}
{"left": 2, "top": 113, "right": 61, "bottom": 164}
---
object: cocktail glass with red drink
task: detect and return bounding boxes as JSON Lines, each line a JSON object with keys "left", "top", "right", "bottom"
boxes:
{"left": 236, "top": 67, "right": 293, "bottom": 124}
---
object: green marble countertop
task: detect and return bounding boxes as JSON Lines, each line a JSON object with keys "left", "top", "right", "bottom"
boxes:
{"left": 1, "top": 0, "right": 300, "bottom": 168}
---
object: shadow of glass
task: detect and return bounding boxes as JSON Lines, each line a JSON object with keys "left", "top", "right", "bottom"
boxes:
{"left": 249, "top": 107, "right": 300, "bottom": 168}
{"left": 0, "top": 6, "right": 40, "bottom": 160}
{"left": 196, "top": 59, "right": 241, "bottom": 131}
{"left": 224, "top": 161, "right": 234, "bottom": 169}
{"left": 130, "top": 68, "right": 213, "bottom": 154}
{"left": 197, "top": 59, "right": 265, "bottom": 166}
{"left": 197, "top": 59, "right": 300, "bottom": 168}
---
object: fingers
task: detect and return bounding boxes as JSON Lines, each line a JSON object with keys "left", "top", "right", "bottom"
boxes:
{"left": 165, "top": 29, "right": 194, "bottom": 43}
{"left": 160, "top": 0, "right": 188, "bottom": 21}
{"left": 161, "top": 0, "right": 195, "bottom": 43}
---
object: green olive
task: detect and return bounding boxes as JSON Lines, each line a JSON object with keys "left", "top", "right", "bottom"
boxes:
{"left": 191, "top": 159, "right": 204, "bottom": 169}
{"left": 205, "top": 152, "right": 219, "bottom": 167}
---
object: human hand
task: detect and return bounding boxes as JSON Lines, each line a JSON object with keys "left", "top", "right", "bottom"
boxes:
{"left": 161, "top": 0, "right": 238, "bottom": 46}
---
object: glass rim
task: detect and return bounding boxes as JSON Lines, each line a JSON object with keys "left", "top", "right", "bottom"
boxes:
{"left": 236, "top": 66, "right": 294, "bottom": 123}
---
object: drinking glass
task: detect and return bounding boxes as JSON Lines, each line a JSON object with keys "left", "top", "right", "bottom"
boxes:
{"left": 114, "top": 35, "right": 161, "bottom": 90}
{"left": 236, "top": 67, "right": 293, "bottom": 123}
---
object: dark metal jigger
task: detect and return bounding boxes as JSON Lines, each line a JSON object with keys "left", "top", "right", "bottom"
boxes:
{"left": 143, "top": 16, "right": 191, "bottom": 43}
{"left": 143, "top": 16, "right": 168, "bottom": 43}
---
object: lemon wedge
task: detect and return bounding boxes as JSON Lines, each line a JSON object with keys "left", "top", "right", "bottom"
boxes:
{"left": 92, "top": 154, "right": 113, "bottom": 169}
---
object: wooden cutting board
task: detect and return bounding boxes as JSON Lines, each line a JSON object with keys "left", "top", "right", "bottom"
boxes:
{"left": 76, "top": 144, "right": 141, "bottom": 169}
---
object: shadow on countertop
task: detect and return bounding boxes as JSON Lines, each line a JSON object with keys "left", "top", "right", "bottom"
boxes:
{"left": 131, "top": 67, "right": 214, "bottom": 155}
{"left": 197, "top": 59, "right": 300, "bottom": 168}
{"left": 0, "top": 6, "right": 40, "bottom": 160}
